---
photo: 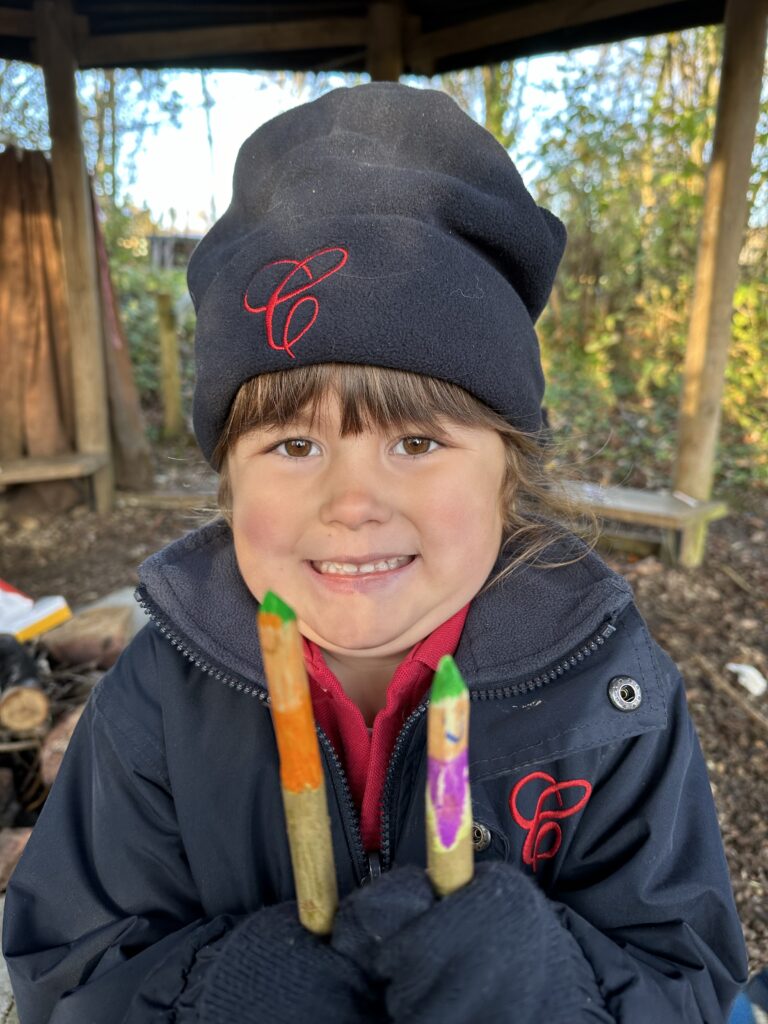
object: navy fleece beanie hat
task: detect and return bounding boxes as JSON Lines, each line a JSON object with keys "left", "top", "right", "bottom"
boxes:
{"left": 188, "top": 82, "right": 566, "bottom": 465}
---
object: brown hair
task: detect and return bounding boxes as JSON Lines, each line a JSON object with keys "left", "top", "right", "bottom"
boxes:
{"left": 212, "top": 363, "right": 596, "bottom": 591}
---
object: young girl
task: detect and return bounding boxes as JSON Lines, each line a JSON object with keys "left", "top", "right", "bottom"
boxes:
{"left": 3, "top": 83, "right": 747, "bottom": 1024}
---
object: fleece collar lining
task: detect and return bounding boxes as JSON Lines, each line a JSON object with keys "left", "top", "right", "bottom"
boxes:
{"left": 138, "top": 519, "right": 633, "bottom": 692}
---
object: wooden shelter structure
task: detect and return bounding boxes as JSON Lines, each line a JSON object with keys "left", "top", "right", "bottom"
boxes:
{"left": 0, "top": 0, "right": 765, "bottom": 565}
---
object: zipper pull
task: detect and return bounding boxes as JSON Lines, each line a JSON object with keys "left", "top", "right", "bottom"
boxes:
{"left": 364, "top": 850, "right": 382, "bottom": 884}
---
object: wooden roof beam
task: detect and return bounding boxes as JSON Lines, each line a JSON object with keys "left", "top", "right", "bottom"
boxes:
{"left": 408, "top": 0, "right": 674, "bottom": 66}
{"left": 76, "top": 15, "right": 367, "bottom": 67}
{"left": 0, "top": 6, "right": 34, "bottom": 37}
{"left": 367, "top": 0, "right": 405, "bottom": 81}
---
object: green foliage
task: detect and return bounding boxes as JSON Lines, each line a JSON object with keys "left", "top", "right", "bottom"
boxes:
{"left": 723, "top": 277, "right": 768, "bottom": 487}
{"left": 439, "top": 29, "right": 767, "bottom": 495}
{"left": 2, "top": 47, "right": 765, "bottom": 493}
{"left": 102, "top": 204, "right": 195, "bottom": 416}
{"left": 0, "top": 61, "right": 48, "bottom": 150}
{"left": 0, "top": 63, "right": 182, "bottom": 204}
{"left": 520, "top": 28, "right": 768, "bottom": 495}
{"left": 436, "top": 63, "right": 525, "bottom": 149}
{"left": 77, "top": 68, "right": 183, "bottom": 205}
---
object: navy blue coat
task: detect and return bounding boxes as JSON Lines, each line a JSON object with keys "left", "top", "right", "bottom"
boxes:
{"left": 2, "top": 521, "right": 748, "bottom": 1022}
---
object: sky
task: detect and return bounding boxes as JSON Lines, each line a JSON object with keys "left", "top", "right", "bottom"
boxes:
{"left": 122, "top": 54, "right": 572, "bottom": 233}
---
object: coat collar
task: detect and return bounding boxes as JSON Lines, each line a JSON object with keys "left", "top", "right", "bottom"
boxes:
{"left": 137, "top": 519, "right": 633, "bottom": 691}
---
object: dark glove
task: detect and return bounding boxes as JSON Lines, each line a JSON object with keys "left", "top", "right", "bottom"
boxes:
{"left": 197, "top": 901, "right": 385, "bottom": 1024}
{"left": 332, "top": 861, "right": 585, "bottom": 1024}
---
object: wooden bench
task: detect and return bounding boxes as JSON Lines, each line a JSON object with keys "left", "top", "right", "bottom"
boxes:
{"left": 116, "top": 491, "right": 216, "bottom": 510}
{"left": 0, "top": 453, "right": 108, "bottom": 490}
{"left": 561, "top": 481, "right": 728, "bottom": 568}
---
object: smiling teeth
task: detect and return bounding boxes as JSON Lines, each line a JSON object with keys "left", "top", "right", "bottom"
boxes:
{"left": 314, "top": 556, "right": 413, "bottom": 575}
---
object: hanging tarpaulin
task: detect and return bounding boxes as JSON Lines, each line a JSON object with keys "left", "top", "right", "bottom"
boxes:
{"left": 0, "top": 148, "right": 152, "bottom": 504}
{"left": 0, "top": 148, "right": 77, "bottom": 509}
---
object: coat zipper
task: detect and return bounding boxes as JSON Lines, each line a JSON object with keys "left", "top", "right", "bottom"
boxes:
{"left": 378, "top": 618, "right": 618, "bottom": 870}
{"left": 137, "top": 586, "right": 618, "bottom": 881}
{"left": 379, "top": 702, "right": 429, "bottom": 871}
{"left": 135, "top": 586, "right": 268, "bottom": 699}
{"left": 315, "top": 730, "right": 369, "bottom": 882}
{"left": 135, "top": 585, "right": 371, "bottom": 882}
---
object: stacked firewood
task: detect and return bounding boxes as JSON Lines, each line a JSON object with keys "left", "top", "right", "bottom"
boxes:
{"left": 0, "top": 604, "right": 134, "bottom": 886}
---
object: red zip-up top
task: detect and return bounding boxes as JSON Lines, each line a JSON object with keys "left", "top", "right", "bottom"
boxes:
{"left": 302, "top": 604, "right": 469, "bottom": 851}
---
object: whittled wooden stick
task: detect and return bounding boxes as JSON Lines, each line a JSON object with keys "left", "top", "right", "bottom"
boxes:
{"left": 426, "top": 655, "right": 474, "bottom": 896}
{"left": 257, "top": 591, "right": 338, "bottom": 935}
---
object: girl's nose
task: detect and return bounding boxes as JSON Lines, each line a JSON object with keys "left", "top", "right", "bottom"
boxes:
{"left": 317, "top": 458, "right": 393, "bottom": 530}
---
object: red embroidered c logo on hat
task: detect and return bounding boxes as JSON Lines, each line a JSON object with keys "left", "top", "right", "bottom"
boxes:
{"left": 510, "top": 771, "right": 592, "bottom": 872}
{"left": 243, "top": 246, "right": 348, "bottom": 358}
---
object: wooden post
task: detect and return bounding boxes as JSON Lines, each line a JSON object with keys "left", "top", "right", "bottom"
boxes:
{"left": 674, "top": 0, "right": 768, "bottom": 516}
{"left": 33, "top": 0, "right": 113, "bottom": 512}
{"left": 367, "top": 0, "right": 404, "bottom": 81}
{"left": 156, "top": 293, "right": 184, "bottom": 441}
{"left": 405, "top": 14, "right": 433, "bottom": 77}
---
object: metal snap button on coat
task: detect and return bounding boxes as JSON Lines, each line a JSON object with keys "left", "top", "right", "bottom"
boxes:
{"left": 608, "top": 676, "right": 642, "bottom": 711}
{"left": 472, "top": 822, "right": 492, "bottom": 852}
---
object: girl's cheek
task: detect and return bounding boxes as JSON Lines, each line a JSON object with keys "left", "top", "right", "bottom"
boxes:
{"left": 232, "top": 488, "right": 301, "bottom": 556}
{"left": 431, "top": 484, "right": 504, "bottom": 557}
{"left": 435, "top": 489, "right": 490, "bottom": 533}
{"left": 235, "top": 506, "right": 279, "bottom": 550}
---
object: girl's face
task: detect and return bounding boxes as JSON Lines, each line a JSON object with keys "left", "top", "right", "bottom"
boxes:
{"left": 228, "top": 395, "right": 506, "bottom": 661}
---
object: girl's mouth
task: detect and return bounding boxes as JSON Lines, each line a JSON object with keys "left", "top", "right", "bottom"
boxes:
{"left": 305, "top": 555, "right": 418, "bottom": 592}
{"left": 310, "top": 555, "right": 415, "bottom": 576}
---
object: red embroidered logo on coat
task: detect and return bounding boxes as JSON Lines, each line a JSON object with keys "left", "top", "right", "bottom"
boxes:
{"left": 509, "top": 771, "right": 592, "bottom": 872}
{"left": 243, "top": 246, "right": 348, "bottom": 358}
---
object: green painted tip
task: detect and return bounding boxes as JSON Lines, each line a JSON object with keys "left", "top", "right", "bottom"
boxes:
{"left": 431, "top": 655, "right": 467, "bottom": 702}
{"left": 261, "top": 591, "right": 296, "bottom": 622}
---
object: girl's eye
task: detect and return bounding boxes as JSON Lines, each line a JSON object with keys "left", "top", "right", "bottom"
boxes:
{"left": 275, "top": 438, "right": 317, "bottom": 458}
{"left": 394, "top": 437, "right": 440, "bottom": 457}
{"left": 271, "top": 436, "right": 440, "bottom": 458}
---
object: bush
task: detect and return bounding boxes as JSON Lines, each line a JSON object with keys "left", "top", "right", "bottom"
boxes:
{"left": 101, "top": 204, "right": 196, "bottom": 422}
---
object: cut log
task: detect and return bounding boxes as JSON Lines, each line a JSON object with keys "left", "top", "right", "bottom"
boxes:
{"left": 0, "top": 685, "right": 50, "bottom": 734}
{"left": 43, "top": 603, "right": 134, "bottom": 668}
{"left": 40, "top": 705, "right": 84, "bottom": 786}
